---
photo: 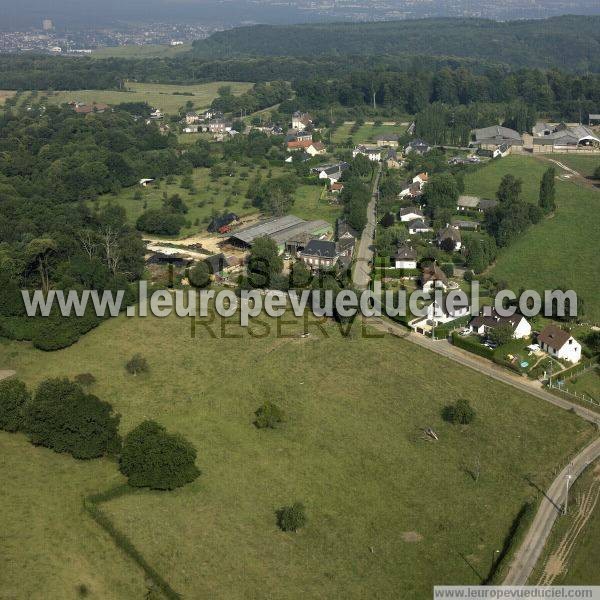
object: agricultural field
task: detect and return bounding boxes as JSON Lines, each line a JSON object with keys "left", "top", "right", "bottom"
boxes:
{"left": 565, "top": 367, "right": 600, "bottom": 403}
{"left": 530, "top": 459, "right": 600, "bottom": 585}
{"left": 42, "top": 81, "right": 253, "bottom": 115}
{"left": 0, "top": 311, "right": 594, "bottom": 599}
{"left": 463, "top": 155, "right": 600, "bottom": 323}
{"left": 549, "top": 154, "right": 600, "bottom": 178}
{"left": 92, "top": 43, "right": 192, "bottom": 58}
{"left": 94, "top": 165, "right": 338, "bottom": 239}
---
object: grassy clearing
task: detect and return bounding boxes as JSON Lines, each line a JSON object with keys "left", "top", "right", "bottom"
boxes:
{"left": 290, "top": 184, "right": 341, "bottom": 225}
{"left": 463, "top": 155, "right": 600, "bottom": 323}
{"left": 549, "top": 154, "right": 600, "bottom": 178}
{"left": 92, "top": 43, "right": 192, "bottom": 58}
{"left": 0, "top": 310, "right": 594, "bottom": 598}
{"left": 331, "top": 122, "right": 405, "bottom": 145}
{"left": 566, "top": 367, "right": 600, "bottom": 402}
{"left": 0, "top": 432, "right": 145, "bottom": 599}
{"left": 42, "top": 81, "right": 253, "bottom": 115}
{"left": 530, "top": 459, "right": 600, "bottom": 585}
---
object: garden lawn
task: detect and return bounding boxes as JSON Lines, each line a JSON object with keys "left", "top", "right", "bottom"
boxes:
{"left": 291, "top": 184, "right": 342, "bottom": 225}
{"left": 464, "top": 155, "right": 600, "bottom": 323}
{"left": 0, "top": 310, "right": 595, "bottom": 599}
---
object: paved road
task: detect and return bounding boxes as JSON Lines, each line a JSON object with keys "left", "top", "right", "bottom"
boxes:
{"left": 352, "top": 164, "right": 382, "bottom": 290}
{"left": 503, "top": 437, "right": 600, "bottom": 585}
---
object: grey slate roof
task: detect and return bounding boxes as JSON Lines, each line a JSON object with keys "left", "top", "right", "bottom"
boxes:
{"left": 301, "top": 239, "right": 338, "bottom": 259}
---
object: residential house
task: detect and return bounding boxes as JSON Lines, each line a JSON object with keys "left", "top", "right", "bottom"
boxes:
{"left": 329, "top": 182, "right": 345, "bottom": 194}
{"left": 292, "top": 111, "right": 312, "bottom": 131}
{"left": 319, "top": 163, "right": 349, "bottom": 185}
{"left": 408, "top": 219, "right": 432, "bottom": 235}
{"left": 207, "top": 119, "right": 231, "bottom": 134}
{"left": 405, "top": 139, "right": 431, "bottom": 155}
{"left": 456, "top": 195, "right": 481, "bottom": 211}
{"left": 375, "top": 134, "right": 399, "bottom": 148}
{"left": 394, "top": 245, "right": 417, "bottom": 269}
{"left": 451, "top": 219, "right": 479, "bottom": 231}
{"left": 420, "top": 264, "right": 448, "bottom": 292}
{"left": 183, "top": 125, "right": 200, "bottom": 134}
{"left": 386, "top": 148, "right": 403, "bottom": 169}
{"left": 139, "top": 178, "right": 155, "bottom": 187}
{"left": 413, "top": 172, "right": 428, "bottom": 186}
{"left": 478, "top": 199, "right": 498, "bottom": 212}
{"left": 306, "top": 142, "right": 326, "bottom": 156}
{"left": 298, "top": 239, "right": 339, "bottom": 271}
{"left": 538, "top": 325, "right": 581, "bottom": 363}
{"left": 469, "top": 309, "right": 532, "bottom": 339}
{"left": 437, "top": 226, "right": 462, "bottom": 251}
{"left": 425, "top": 298, "right": 470, "bottom": 325}
{"left": 353, "top": 145, "right": 381, "bottom": 162}
{"left": 185, "top": 112, "right": 200, "bottom": 125}
{"left": 287, "top": 139, "right": 313, "bottom": 152}
{"left": 398, "top": 207, "right": 424, "bottom": 222}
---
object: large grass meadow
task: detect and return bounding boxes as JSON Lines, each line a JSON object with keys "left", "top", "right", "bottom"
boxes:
{"left": 43, "top": 81, "right": 253, "bottom": 115}
{"left": 463, "top": 155, "right": 600, "bottom": 323}
{"left": 0, "top": 310, "right": 595, "bottom": 599}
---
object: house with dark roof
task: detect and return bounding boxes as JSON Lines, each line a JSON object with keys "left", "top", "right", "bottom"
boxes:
{"left": 469, "top": 309, "right": 531, "bottom": 339}
{"left": 420, "top": 264, "right": 448, "bottom": 292}
{"left": 375, "top": 133, "right": 399, "bottom": 148}
{"left": 394, "top": 245, "right": 417, "bottom": 269}
{"left": 538, "top": 325, "right": 581, "bottom": 363}
{"left": 408, "top": 219, "right": 432, "bottom": 235}
{"left": 204, "top": 253, "right": 228, "bottom": 275}
{"left": 472, "top": 126, "right": 523, "bottom": 150}
{"left": 437, "top": 226, "right": 462, "bottom": 251}
{"left": 298, "top": 239, "right": 339, "bottom": 271}
{"left": 398, "top": 207, "right": 424, "bottom": 222}
{"left": 405, "top": 139, "right": 431, "bottom": 155}
{"left": 292, "top": 111, "right": 312, "bottom": 131}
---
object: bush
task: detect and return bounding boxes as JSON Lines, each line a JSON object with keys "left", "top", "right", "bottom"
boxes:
{"left": 276, "top": 502, "right": 307, "bottom": 532}
{"left": 74, "top": 373, "right": 96, "bottom": 387}
{"left": 464, "top": 270, "right": 474, "bottom": 282}
{"left": 126, "top": 354, "right": 149, "bottom": 375}
{"left": 188, "top": 262, "right": 211, "bottom": 288}
{"left": 442, "top": 399, "right": 476, "bottom": 425}
{"left": 254, "top": 401, "right": 285, "bottom": 429}
{"left": 441, "top": 263, "right": 454, "bottom": 277}
{"left": 22, "top": 378, "right": 121, "bottom": 459}
{"left": 0, "top": 378, "right": 30, "bottom": 432}
{"left": 119, "top": 420, "right": 200, "bottom": 490}
{"left": 136, "top": 209, "right": 185, "bottom": 236}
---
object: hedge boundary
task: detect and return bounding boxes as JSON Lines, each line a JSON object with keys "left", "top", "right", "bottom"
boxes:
{"left": 83, "top": 485, "right": 181, "bottom": 599}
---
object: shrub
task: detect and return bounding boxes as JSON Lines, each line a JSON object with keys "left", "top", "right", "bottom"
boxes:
{"left": 0, "top": 378, "right": 30, "bottom": 432}
{"left": 119, "top": 420, "right": 200, "bottom": 490}
{"left": 464, "top": 270, "right": 474, "bottom": 282}
{"left": 188, "top": 262, "right": 211, "bottom": 288}
{"left": 22, "top": 378, "right": 121, "bottom": 459}
{"left": 254, "top": 401, "right": 285, "bottom": 429}
{"left": 276, "top": 502, "right": 307, "bottom": 532}
{"left": 126, "top": 354, "right": 149, "bottom": 375}
{"left": 74, "top": 373, "right": 96, "bottom": 387}
{"left": 442, "top": 399, "right": 476, "bottom": 425}
{"left": 441, "top": 263, "right": 454, "bottom": 277}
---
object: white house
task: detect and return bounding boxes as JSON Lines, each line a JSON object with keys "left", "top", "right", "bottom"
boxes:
{"left": 469, "top": 310, "right": 532, "bottom": 339}
{"left": 425, "top": 298, "right": 470, "bottom": 324}
{"left": 353, "top": 145, "right": 381, "bottom": 162}
{"left": 183, "top": 125, "right": 200, "bottom": 133}
{"left": 412, "top": 172, "right": 428, "bottom": 186}
{"left": 398, "top": 207, "right": 424, "bottom": 222}
{"left": 408, "top": 219, "right": 432, "bottom": 235}
{"left": 292, "top": 111, "right": 312, "bottom": 131}
{"left": 394, "top": 245, "right": 417, "bottom": 269}
{"left": 436, "top": 226, "right": 462, "bottom": 251}
{"left": 306, "top": 142, "right": 326, "bottom": 156}
{"left": 538, "top": 325, "right": 581, "bottom": 363}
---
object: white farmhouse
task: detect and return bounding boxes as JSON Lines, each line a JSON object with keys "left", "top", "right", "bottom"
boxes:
{"left": 394, "top": 245, "right": 417, "bottom": 269}
{"left": 538, "top": 325, "right": 581, "bottom": 363}
{"left": 469, "top": 310, "right": 532, "bottom": 339}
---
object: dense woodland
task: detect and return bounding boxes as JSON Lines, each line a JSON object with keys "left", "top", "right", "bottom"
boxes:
{"left": 192, "top": 17, "right": 600, "bottom": 72}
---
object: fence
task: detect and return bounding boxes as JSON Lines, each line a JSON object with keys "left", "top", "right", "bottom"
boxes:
{"left": 547, "top": 362, "right": 600, "bottom": 408}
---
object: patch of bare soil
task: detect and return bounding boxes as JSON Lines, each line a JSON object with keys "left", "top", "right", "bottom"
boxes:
{"left": 401, "top": 531, "right": 423, "bottom": 543}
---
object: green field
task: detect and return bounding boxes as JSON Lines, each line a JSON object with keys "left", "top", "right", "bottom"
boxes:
{"left": 549, "top": 154, "right": 600, "bottom": 178}
{"left": 291, "top": 184, "right": 341, "bottom": 225}
{"left": 463, "top": 155, "right": 600, "bottom": 323}
{"left": 331, "top": 122, "right": 405, "bottom": 145}
{"left": 568, "top": 367, "right": 600, "bottom": 403}
{"left": 0, "top": 310, "right": 594, "bottom": 599}
{"left": 92, "top": 43, "right": 192, "bottom": 58}
{"left": 43, "top": 81, "right": 253, "bottom": 115}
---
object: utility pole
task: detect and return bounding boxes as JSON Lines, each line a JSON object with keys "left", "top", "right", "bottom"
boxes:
{"left": 563, "top": 464, "right": 573, "bottom": 515}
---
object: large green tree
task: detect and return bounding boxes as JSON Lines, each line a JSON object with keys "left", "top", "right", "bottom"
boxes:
{"left": 247, "top": 236, "right": 283, "bottom": 288}
{"left": 538, "top": 167, "right": 556, "bottom": 214}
